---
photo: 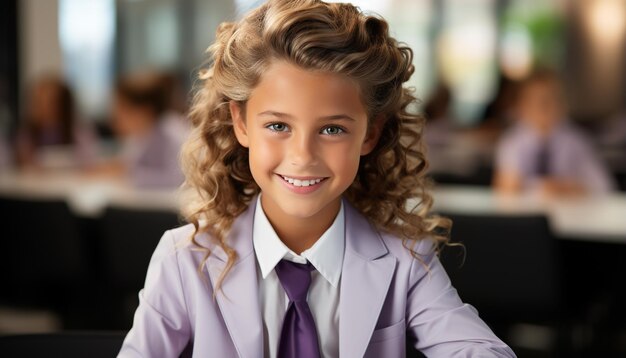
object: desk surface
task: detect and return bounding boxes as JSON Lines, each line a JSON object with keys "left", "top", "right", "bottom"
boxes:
{"left": 429, "top": 185, "right": 626, "bottom": 244}
{"left": 0, "top": 171, "right": 180, "bottom": 217}
{"left": 1, "top": 172, "right": 625, "bottom": 244}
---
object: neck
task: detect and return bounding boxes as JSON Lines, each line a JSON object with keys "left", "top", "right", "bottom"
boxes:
{"left": 260, "top": 196, "right": 341, "bottom": 255}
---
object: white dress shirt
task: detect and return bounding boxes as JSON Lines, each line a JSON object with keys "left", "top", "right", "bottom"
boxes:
{"left": 253, "top": 195, "right": 345, "bottom": 358}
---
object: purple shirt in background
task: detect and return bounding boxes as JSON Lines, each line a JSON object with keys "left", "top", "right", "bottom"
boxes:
{"left": 122, "top": 117, "right": 187, "bottom": 189}
{"left": 496, "top": 121, "right": 615, "bottom": 194}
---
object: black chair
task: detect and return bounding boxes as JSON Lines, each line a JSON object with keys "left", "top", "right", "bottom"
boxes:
{"left": 429, "top": 165, "right": 494, "bottom": 187}
{"left": 439, "top": 212, "right": 566, "bottom": 352}
{"left": 0, "top": 196, "right": 87, "bottom": 307}
{"left": 98, "top": 206, "right": 182, "bottom": 328}
{"left": 440, "top": 213, "right": 562, "bottom": 320}
{"left": 0, "top": 331, "right": 126, "bottom": 358}
{"left": 614, "top": 170, "right": 626, "bottom": 192}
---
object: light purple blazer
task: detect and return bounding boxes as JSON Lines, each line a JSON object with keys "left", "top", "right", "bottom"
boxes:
{"left": 119, "top": 198, "right": 515, "bottom": 357}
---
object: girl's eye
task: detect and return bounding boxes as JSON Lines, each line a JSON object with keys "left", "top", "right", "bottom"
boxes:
{"left": 266, "top": 123, "right": 289, "bottom": 132}
{"left": 321, "top": 126, "right": 345, "bottom": 135}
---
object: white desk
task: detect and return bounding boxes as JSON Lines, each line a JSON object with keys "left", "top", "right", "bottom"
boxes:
{"left": 427, "top": 185, "right": 626, "bottom": 244}
{"left": 0, "top": 171, "right": 181, "bottom": 218}
{"left": 1, "top": 172, "right": 625, "bottom": 243}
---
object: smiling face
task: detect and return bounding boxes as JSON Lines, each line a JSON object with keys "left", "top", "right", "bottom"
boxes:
{"left": 230, "top": 61, "right": 380, "bottom": 229}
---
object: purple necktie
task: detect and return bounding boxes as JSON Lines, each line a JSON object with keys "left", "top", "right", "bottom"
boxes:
{"left": 536, "top": 140, "right": 551, "bottom": 176}
{"left": 274, "top": 259, "right": 321, "bottom": 358}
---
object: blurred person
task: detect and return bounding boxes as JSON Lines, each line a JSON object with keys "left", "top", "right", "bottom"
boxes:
{"left": 423, "top": 83, "right": 454, "bottom": 148}
{"left": 474, "top": 75, "right": 519, "bottom": 142}
{"left": 157, "top": 72, "right": 191, "bottom": 146}
{"left": 421, "top": 83, "right": 475, "bottom": 177}
{"left": 493, "top": 70, "right": 614, "bottom": 196}
{"left": 14, "top": 75, "right": 97, "bottom": 170}
{"left": 88, "top": 72, "right": 184, "bottom": 189}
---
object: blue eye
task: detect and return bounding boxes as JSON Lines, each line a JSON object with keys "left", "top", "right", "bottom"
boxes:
{"left": 267, "top": 123, "right": 289, "bottom": 132}
{"left": 321, "top": 126, "right": 345, "bottom": 135}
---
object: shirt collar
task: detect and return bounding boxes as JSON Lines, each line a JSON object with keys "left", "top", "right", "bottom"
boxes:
{"left": 252, "top": 195, "right": 345, "bottom": 287}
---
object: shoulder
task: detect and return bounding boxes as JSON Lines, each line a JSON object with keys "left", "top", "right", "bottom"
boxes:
{"left": 496, "top": 124, "right": 532, "bottom": 160}
{"left": 499, "top": 123, "right": 532, "bottom": 146}
{"left": 557, "top": 122, "right": 592, "bottom": 144}
{"left": 149, "top": 223, "right": 215, "bottom": 274}
{"left": 167, "top": 223, "right": 202, "bottom": 244}
{"left": 553, "top": 122, "right": 598, "bottom": 156}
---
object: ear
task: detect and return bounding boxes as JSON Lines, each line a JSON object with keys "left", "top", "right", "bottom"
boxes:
{"left": 360, "top": 115, "right": 385, "bottom": 156}
{"left": 230, "top": 101, "right": 249, "bottom": 148}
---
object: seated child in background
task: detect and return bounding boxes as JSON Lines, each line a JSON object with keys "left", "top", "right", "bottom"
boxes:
{"left": 89, "top": 72, "right": 186, "bottom": 189}
{"left": 15, "top": 74, "right": 97, "bottom": 171}
{"left": 119, "top": 0, "right": 516, "bottom": 357}
{"left": 494, "top": 70, "right": 614, "bottom": 197}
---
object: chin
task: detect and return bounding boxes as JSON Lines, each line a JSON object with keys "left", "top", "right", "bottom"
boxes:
{"left": 277, "top": 200, "right": 326, "bottom": 219}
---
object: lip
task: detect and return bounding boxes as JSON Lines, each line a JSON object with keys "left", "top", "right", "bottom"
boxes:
{"left": 275, "top": 173, "right": 328, "bottom": 194}
{"left": 276, "top": 174, "right": 328, "bottom": 181}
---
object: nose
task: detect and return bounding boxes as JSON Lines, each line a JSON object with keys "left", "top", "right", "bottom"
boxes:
{"left": 288, "top": 132, "right": 318, "bottom": 167}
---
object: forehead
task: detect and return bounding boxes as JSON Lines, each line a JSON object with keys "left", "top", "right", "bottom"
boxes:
{"left": 247, "top": 61, "right": 367, "bottom": 117}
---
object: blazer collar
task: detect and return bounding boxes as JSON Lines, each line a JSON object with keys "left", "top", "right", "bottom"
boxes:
{"left": 207, "top": 197, "right": 257, "bottom": 263}
{"left": 342, "top": 197, "right": 390, "bottom": 259}
{"left": 340, "top": 199, "right": 397, "bottom": 358}
{"left": 207, "top": 196, "right": 390, "bottom": 262}
{"left": 205, "top": 197, "right": 263, "bottom": 358}
{"left": 205, "top": 196, "right": 396, "bottom": 358}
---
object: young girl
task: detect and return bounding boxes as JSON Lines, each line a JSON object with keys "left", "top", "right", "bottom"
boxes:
{"left": 119, "top": 0, "right": 515, "bottom": 357}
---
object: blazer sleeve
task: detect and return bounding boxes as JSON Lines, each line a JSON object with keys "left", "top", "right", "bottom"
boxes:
{"left": 406, "top": 244, "right": 517, "bottom": 357}
{"left": 118, "top": 230, "right": 192, "bottom": 357}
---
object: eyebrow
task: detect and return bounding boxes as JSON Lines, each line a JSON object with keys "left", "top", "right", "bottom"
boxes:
{"left": 258, "top": 110, "right": 356, "bottom": 122}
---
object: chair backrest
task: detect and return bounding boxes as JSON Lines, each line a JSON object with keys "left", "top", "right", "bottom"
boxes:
{"left": 99, "top": 207, "right": 182, "bottom": 328}
{"left": 100, "top": 207, "right": 181, "bottom": 289}
{"left": 0, "top": 196, "right": 87, "bottom": 303}
{"left": 439, "top": 213, "right": 562, "bottom": 322}
{"left": 0, "top": 331, "right": 126, "bottom": 358}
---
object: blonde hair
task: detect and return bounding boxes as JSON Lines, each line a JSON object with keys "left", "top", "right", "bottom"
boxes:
{"left": 181, "top": 0, "right": 450, "bottom": 290}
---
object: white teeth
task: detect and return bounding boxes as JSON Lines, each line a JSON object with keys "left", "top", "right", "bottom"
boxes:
{"left": 281, "top": 176, "right": 324, "bottom": 187}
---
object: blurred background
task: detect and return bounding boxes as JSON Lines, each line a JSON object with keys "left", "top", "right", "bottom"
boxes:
{"left": 0, "top": 0, "right": 625, "bottom": 357}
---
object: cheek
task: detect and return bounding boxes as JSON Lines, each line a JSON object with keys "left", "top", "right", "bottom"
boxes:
{"left": 323, "top": 141, "right": 361, "bottom": 177}
{"left": 248, "top": 134, "right": 283, "bottom": 172}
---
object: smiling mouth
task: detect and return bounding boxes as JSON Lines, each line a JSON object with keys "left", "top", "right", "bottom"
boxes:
{"left": 277, "top": 174, "right": 328, "bottom": 187}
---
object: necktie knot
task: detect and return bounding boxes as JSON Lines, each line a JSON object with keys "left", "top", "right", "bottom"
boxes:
{"left": 275, "top": 260, "right": 315, "bottom": 302}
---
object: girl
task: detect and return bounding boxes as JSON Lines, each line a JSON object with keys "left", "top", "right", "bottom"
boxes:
{"left": 119, "top": 0, "right": 515, "bottom": 357}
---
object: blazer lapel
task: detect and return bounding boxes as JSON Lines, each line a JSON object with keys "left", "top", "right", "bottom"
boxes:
{"left": 339, "top": 200, "right": 397, "bottom": 358}
{"left": 206, "top": 200, "right": 263, "bottom": 358}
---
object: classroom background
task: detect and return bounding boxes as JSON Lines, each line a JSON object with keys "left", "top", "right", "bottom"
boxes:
{"left": 0, "top": 0, "right": 625, "bottom": 357}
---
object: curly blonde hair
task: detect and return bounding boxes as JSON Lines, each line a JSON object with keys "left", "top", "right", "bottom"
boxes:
{"left": 181, "top": 0, "right": 450, "bottom": 289}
